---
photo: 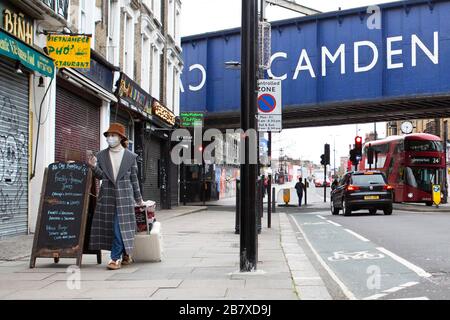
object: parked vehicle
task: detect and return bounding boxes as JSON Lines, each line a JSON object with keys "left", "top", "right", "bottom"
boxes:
{"left": 330, "top": 171, "right": 394, "bottom": 216}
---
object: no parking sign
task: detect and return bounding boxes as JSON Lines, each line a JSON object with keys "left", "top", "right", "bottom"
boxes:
{"left": 257, "top": 80, "right": 282, "bottom": 132}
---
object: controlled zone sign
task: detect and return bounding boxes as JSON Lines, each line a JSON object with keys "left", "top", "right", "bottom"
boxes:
{"left": 257, "top": 79, "right": 282, "bottom": 132}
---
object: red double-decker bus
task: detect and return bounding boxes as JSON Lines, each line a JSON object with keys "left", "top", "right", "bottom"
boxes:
{"left": 360, "top": 133, "right": 446, "bottom": 205}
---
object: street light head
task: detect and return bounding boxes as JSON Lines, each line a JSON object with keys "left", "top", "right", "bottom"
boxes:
{"left": 225, "top": 61, "right": 241, "bottom": 69}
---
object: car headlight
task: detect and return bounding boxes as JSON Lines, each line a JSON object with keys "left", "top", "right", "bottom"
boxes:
{"left": 408, "top": 193, "right": 414, "bottom": 199}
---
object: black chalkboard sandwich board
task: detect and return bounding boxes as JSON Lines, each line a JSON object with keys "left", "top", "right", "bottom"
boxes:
{"left": 30, "top": 162, "right": 93, "bottom": 268}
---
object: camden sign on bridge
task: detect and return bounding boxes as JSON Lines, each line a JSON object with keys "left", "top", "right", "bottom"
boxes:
{"left": 180, "top": 0, "right": 450, "bottom": 127}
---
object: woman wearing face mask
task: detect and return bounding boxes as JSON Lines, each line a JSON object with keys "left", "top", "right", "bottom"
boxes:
{"left": 87, "top": 123, "right": 144, "bottom": 270}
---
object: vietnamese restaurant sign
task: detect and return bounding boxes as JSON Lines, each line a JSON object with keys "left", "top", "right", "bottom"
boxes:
{"left": 47, "top": 35, "right": 91, "bottom": 69}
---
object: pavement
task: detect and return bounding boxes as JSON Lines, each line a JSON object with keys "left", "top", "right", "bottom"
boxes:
{"left": 0, "top": 204, "right": 333, "bottom": 300}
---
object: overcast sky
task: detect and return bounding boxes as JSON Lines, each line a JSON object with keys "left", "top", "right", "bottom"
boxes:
{"left": 181, "top": 0, "right": 399, "bottom": 166}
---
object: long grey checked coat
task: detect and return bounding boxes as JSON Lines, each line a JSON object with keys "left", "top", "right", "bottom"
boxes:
{"left": 89, "top": 148, "right": 143, "bottom": 254}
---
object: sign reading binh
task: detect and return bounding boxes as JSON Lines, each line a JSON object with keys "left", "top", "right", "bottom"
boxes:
{"left": 257, "top": 79, "right": 282, "bottom": 132}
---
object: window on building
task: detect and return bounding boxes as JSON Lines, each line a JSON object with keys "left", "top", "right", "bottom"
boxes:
{"left": 108, "top": 0, "right": 119, "bottom": 64}
{"left": 123, "top": 13, "right": 134, "bottom": 78}
{"left": 175, "top": 3, "right": 180, "bottom": 45}
{"left": 141, "top": 35, "right": 151, "bottom": 92}
{"left": 167, "top": 61, "right": 174, "bottom": 109}
{"left": 80, "top": 0, "right": 87, "bottom": 34}
{"left": 151, "top": 46, "right": 161, "bottom": 99}
{"left": 152, "top": 0, "right": 162, "bottom": 22}
{"left": 168, "top": 0, "right": 174, "bottom": 38}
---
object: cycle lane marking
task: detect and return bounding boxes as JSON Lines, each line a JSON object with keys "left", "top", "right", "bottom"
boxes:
{"left": 376, "top": 247, "right": 432, "bottom": 278}
{"left": 326, "top": 220, "right": 342, "bottom": 227}
{"left": 291, "top": 212, "right": 424, "bottom": 299}
{"left": 363, "top": 281, "right": 420, "bottom": 300}
{"left": 344, "top": 229, "right": 370, "bottom": 242}
{"left": 291, "top": 215, "right": 357, "bottom": 300}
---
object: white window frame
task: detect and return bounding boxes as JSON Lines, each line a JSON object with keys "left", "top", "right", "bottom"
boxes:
{"left": 123, "top": 11, "right": 135, "bottom": 79}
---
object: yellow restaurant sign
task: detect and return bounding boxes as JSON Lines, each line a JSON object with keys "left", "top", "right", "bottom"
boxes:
{"left": 47, "top": 35, "right": 91, "bottom": 69}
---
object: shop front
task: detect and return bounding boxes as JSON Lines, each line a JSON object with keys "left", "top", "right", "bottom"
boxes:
{"left": 114, "top": 72, "right": 178, "bottom": 209}
{"left": 54, "top": 51, "right": 117, "bottom": 164}
{"left": 0, "top": 1, "right": 54, "bottom": 237}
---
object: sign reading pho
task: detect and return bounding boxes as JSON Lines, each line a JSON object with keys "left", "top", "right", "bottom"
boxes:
{"left": 257, "top": 80, "right": 282, "bottom": 132}
{"left": 47, "top": 35, "right": 91, "bottom": 69}
{"left": 30, "top": 162, "right": 93, "bottom": 268}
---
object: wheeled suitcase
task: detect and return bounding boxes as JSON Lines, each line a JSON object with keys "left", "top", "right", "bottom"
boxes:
{"left": 133, "top": 221, "right": 163, "bottom": 262}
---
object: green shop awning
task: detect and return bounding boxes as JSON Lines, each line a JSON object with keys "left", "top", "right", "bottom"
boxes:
{"left": 0, "top": 29, "right": 54, "bottom": 77}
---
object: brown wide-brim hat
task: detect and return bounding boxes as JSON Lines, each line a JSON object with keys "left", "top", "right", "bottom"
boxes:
{"left": 103, "top": 123, "right": 128, "bottom": 140}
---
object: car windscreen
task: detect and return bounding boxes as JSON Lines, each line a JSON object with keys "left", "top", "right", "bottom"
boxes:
{"left": 351, "top": 174, "right": 386, "bottom": 185}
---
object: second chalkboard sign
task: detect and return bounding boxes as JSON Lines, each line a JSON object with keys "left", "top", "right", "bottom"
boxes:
{"left": 30, "top": 162, "right": 92, "bottom": 268}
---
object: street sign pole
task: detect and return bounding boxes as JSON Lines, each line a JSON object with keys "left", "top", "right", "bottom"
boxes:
{"left": 240, "top": 0, "right": 258, "bottom": 272}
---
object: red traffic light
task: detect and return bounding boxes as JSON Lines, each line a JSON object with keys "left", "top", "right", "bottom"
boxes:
{"left": 355, "top": 136, "right": 362, "bottom": 144}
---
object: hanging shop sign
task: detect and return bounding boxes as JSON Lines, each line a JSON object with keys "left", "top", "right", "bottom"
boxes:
{"left": 0, "top": 29, "right": 54, "bottom": 77}
{"left": 47, "top": 35, "right": 91, "bottom": 69}
{"left": 116, "top": 72, "right": 152, "bottom": 116}
{"left": 152, "top": 99, "right": 176, "bottom": 127}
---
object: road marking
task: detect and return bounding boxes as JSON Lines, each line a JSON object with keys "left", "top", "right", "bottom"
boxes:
{"left": 383, "top": 286, "right": 404, "bottom": 293}
{"left": 376, "top": 247, "right": 432, "bottom": 278}
{"left": 363, "top": 282, "right": 420, "bottom": 300}
{"left": 291, "top": 216, "right": 357, "bottom": 300}
{"left": 363, "top": 293, "right": 387, "bottom": 300}
{"left": 326, "top": 220, "right": 342, "bottom": 227}
{"left": 302, "top": 222, "right": 328, "bottom": 226}
{"left": 390, "top": 297, "right": 429, "bottom": 300}
{"left": 316, "top": 215, "right": 326, "bottom": 220}
{"left": 400, "top": 281, "right": 420, "bottom": 288}
{"left": 328, "top": 250, "right": 385, "bottom": 262}
{"left": 344, "top": 229, "right": 370, "bottom": 242}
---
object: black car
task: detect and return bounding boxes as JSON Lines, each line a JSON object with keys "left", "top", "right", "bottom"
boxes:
{"left": 330, "top": 171, "right": 394, "bottom": 216}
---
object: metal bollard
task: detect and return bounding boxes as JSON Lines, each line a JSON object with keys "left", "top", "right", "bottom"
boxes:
{"left": 272, "top": 187, "right": 276, "bottom": 213}
{"left": 235, "top": 179, "right": 240, "bottom": 234}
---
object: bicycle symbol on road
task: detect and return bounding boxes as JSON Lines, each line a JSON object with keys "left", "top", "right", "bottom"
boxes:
{"left": 328, "top": 251, "right": 385, "bottom": 262}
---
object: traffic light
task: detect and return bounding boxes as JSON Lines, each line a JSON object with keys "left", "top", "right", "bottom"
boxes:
{"left": 349, "top": 149, "right": 357, "bottom": 165}
{"left": 367, "top": 144, "right": 374, "bottom": 165}
{"left": 320, "top": 154, "right": 325, "bottom": 166}
{"left": 355, "top": 136, "right": 363, "bottom": 157}
{"left": 324, "top": 144, "right": 330, "bottom": 165}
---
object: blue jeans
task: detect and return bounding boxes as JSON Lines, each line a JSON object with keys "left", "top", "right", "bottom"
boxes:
{"left": 111, "top": 211, "right": 126, "bottom": 261}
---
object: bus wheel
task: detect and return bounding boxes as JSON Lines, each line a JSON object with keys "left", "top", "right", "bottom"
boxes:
{"left": 426, "top": 202, "right": 433, "bottom": 206}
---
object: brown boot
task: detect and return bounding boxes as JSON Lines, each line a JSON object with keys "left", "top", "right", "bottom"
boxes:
{"left": 122, "top": 254, "right": 133, "bottom": 266}
{"left": 107, "top": 259, "right": 121, "bottom": 270}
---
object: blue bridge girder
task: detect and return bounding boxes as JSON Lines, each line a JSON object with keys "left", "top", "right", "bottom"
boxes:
{"left": 181, "top": 0, "right": 450, "bottom": 129}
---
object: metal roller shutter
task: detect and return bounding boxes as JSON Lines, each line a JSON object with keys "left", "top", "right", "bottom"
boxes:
{"left": 142, "top": 135, "right": 161, "bottom": 208}
{"left": 0, "top": 60, "right": 29, "bottom": 238}
{"left": 55, "top": 84, "right": 100, "bottom": 163}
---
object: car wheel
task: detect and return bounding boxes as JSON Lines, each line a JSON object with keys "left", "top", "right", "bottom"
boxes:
{"left": 331, "top": 199, "right": 339, "bottom": 215}
{"left": 369, "top": 209, "right": 377, "bottom": 215}
{"left": 343, "top": 198, "right": 352, "bottom": 216}
{"left": 384, "top": 206, "right": 393, "bottom": 215}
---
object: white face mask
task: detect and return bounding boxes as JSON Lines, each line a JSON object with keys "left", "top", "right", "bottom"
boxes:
{"left": 107, "top": 136, "right": 120, "bottom": 148}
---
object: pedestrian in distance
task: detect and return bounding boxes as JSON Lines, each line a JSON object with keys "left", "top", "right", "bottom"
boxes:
{"left": 87, "top": 123, "right": 144, "bottom": 270}
{"left": 295, "top": 177, "right": 305, "bottom": 207}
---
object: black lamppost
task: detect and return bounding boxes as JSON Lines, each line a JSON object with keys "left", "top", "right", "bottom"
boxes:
{"left": 239, "top": 0, "right": 259, "bottom": 272}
